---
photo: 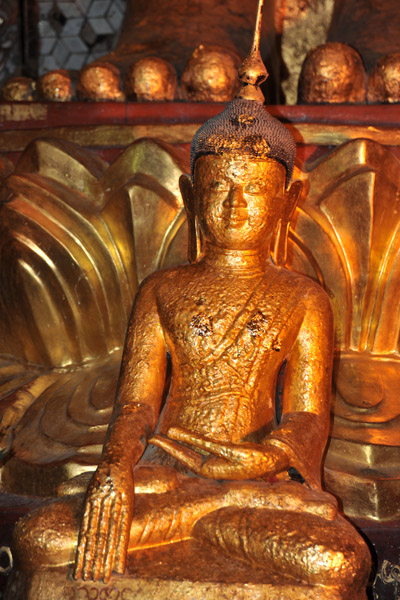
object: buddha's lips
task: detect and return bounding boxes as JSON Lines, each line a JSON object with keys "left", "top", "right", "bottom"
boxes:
{"left": 221, "top": 211, "right": 248, "bottom": 227}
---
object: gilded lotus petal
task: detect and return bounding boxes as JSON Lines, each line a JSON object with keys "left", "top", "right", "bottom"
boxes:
{"left": 287, "top": 138, "right": 400, "bottom": 446}
{"left": 0, "top": 137, "right": 187, "bottom": 493}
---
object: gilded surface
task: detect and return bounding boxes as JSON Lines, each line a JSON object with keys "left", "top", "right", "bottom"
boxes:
{"left": 181, "top": 45, "right": 241, "bottom": 103}
{"left": 1, "top": 77, "right": 36, "bottom": 102}
{"left": 287, "top": 138, "right": 400, "bottom": 519}
{"left": 125, "top": 57, "right": 177, "bottom": 102}
{"left": 103, "top": 0, "right": 276, "bottom": 87}
{"left": 1, "top": 129, "right": 400, "bottom": 523}
{"left": 77, "top": 63, "right": 126, "bottom": 102}
{"left": 6, "top": 119, "right": 400, "bottom": 155}
{"left": 38, "top": 70, "right": 73, "bottom": 102}
{"left": 0, "top": 137, "right": 187, "bottom": 494}
{"left": 298, "top": 42, "right": 366, "bottom": 104}
{"left": 7, "top": 563, "right": 355, "bottom": 600}
{"left": 368, "top": 53, "right": 400, "bottom": 104}
{"left": 9, "top": 152, "right": 370, "bottom": 597}
{"left": 288, "top": 139, "right": 400, "bottom": 446}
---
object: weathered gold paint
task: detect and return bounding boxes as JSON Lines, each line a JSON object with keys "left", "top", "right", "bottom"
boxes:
{"left": 125, "top": 57, "right": 178, "bottom": 101}
{"left": 287, "top": 137, "right": 400, "bottom": 520}
{"left": 0, "top": 103, "right": 47, "bottom": 122}
{"left": 368, "top": 52, "right": 400, "bottom": 103}
{"left": 37, "top": 70, "right": 73, "bottom": 102}
{"left": 10, "top": 153, "right": 370, "bottom": 598}
{"left": 1, "top": 77, "right": 36, "bottom": 102}
{"left": 181, "top": 45, "right": 241, "bottom": 102}
{"left": 77, "top": 63, "right": 126, "bottom": 102}
{"left": 298, "top": 42, "right": 367, "bottom": 104}
{"left": 2, "top": 131, "right": 400, "bottom": 524}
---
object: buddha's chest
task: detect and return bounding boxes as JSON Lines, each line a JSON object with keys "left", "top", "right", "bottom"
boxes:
{"left": 159, "top": 276, "right": 297, "bottom": 367}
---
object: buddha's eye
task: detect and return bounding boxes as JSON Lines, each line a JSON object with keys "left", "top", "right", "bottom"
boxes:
{"left": 211, "top": 180, "right": 228, "bottom": 190}
{"left": 244, "top": 182, "right": 265, "bottom": 194}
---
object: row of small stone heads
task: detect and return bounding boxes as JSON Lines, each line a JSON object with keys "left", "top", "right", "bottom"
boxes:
{"left": 2, "top": 42, "right": 400, "bottom": 104}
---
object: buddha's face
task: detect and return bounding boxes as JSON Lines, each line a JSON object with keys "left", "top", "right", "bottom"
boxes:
{"left": 193, "top": 154, "right": 287, "bottom": 251}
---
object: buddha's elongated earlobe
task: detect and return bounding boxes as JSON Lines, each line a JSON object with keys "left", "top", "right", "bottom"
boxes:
{"left": 272, "top": 179, "right": 303, "bottom": 266}
{"left": 179, "top": 174, "right": 202, "bottom": 263}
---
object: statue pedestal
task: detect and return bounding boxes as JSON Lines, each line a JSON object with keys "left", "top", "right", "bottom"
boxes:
{"left": 7, "top": 540, "right": 356, "bottom": 600}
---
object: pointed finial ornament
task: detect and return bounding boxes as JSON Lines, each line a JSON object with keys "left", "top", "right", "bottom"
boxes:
{"left": 191, "top": 0, "right": 296, "bottom": 186}
{"left": 236, "top": 0, "right": 268, "bottom": 103}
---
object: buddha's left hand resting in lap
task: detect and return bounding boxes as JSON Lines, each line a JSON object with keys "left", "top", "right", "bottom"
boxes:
{"left": 12, "top": 40, "right": 371, "bottom": 597}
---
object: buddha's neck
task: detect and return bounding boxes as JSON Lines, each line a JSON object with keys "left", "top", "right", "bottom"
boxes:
{"left": 202, "top": 244, "right": 272, "bottom": 277}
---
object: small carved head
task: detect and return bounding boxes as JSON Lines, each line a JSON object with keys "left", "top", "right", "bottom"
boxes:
{"left": 125, "top": 57, "right": 177, "bottom": 102}
{"left": 38, "top": 70, "right": 72, "bottom": 102}
{"left": 77, "top": 63, "right": 125, "bottom": 102}
{"left": 368, "top": 53, "right": 400, "bottom": 103}
{"left": 181, "top": 45, "right": 241, "bottom": 103}
{"left": 1, "top": 77, "right": 36, "bottom": 102}
{"left": 298, "top": 42, "right": 366, "bottom": 104}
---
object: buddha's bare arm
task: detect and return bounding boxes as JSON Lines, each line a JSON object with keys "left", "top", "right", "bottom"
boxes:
{"left": 151, "top": 284, "right": 333, "bottom": 483}
{"left": 272, "top": 285, "right": 334, "bottom": 485}
{"left": 74, "top": 276, "right": 166, "bottom": 582}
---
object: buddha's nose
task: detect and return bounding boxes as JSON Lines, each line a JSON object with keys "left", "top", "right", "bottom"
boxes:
{"left": 223, "top": 186, "right": 247, "bottom": 208}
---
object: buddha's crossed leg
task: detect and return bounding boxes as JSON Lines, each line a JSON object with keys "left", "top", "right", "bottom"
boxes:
{"left": 12, "top": 464, "right": 370, "bottom": 591}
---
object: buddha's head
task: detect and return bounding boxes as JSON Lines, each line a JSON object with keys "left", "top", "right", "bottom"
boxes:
{"left": 181, "top": 45, "right": 241, "bottom": 102}
{"left": 368, "top": 53, "right": 400, "bottom": 103}
{"left": 77, "top": 63, "right": 125, "bottom": 102}
{"left": 180, "top": 98, "right": 301, "bottom": 261}
{"left": 298, "top": 42, "right": 366, "bottom": 104}
{"left": 38, "top": 70, "right": 72, "bottom": 102}
{"left": 125, "top": 57, "right": 177, "bottom": 101}
{"left": 1, "top": 77, "right": 36, "bottom": 101}
{"left": 180, "top": 0, "right": 302, "bottom": 262}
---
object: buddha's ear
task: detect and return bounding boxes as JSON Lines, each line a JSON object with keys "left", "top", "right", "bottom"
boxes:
{"left": 284, "top": 179, "right": 303, "bottom": 221}
{"left": 179, "top": 174, "right": 195, "bottom": 215}
{"left": 179, "top": 174, "right": 202, "bottom": 263}
{"left": 272, "top": 179, "right": 303, "bottom": 267}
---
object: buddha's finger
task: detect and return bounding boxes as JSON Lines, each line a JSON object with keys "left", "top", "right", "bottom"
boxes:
{"left": 91, "top": 494, "right": 115, "bottom": 581}
{"left": 167, "top": 426, "right": 205, "bottom": 444}
{"left": 200, "top": 456, "right": 237, "bottom": 478}
{"left": 103, "top": 495, "right": 123, "bottom": 582}
{"left": 149, "top": 434, "right": 203, "bottom": 470}
{"left": 168, "top": 427, "right": 238, "bottom": 460}
{"left": 81, "top": 498, "right": 102, "bottom": 580}
{"left": 74, "top": 501, "right": 92, "bottom": 579}
{"left": 168, "top": 428, "right": 269, "bottom": 468}
{"left": 114, "top": 502, "right": 133, "bottom": 574}
{"left": 74, "top": 497, "right": 100, "bottom": 580}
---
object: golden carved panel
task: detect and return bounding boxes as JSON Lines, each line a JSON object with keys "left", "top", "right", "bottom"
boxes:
{"left": 0, "top": 138, "right": 187, "bottom": 494}
{"left": 287, "top": 138, "right": 400, "bottom": 519}
{"left": 288, "top": 139, "right": 400, "bottom": 446}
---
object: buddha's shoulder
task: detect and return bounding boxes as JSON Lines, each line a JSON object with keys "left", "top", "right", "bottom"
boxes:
{"left": 137, "top": 263, "right": 195, "bottom": 294}
{"left": 274, "top": 267, "right": 332, "bottom": 313}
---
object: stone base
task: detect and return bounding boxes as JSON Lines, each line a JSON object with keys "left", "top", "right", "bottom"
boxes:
{"left": 6, "top": 539, "right": 366, "bottom": 600}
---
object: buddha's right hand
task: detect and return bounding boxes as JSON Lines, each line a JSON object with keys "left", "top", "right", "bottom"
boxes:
{"left": 74, "top": 461, "right": 134, "bottom": 583}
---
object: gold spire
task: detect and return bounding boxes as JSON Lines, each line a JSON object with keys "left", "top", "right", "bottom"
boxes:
{"left": 236, "top": 0, "right": 268, "bottom": 103}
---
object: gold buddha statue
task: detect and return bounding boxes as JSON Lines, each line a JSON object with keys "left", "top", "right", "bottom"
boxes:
{"left": 10, "top": 4, "right": 371, "bottom": 598}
